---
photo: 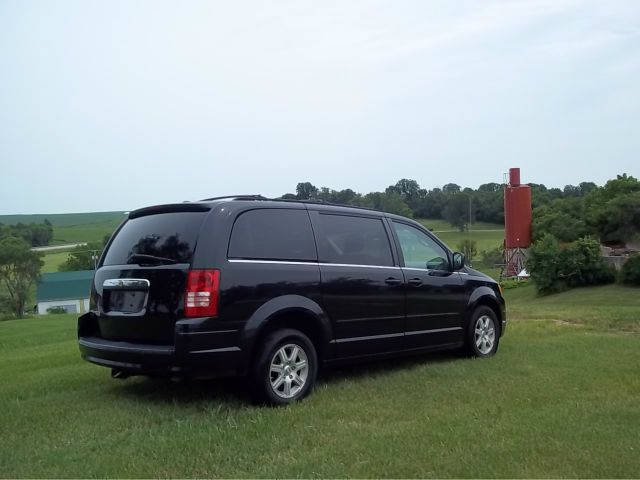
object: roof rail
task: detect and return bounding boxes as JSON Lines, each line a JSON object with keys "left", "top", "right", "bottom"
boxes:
{"left": 272, "top": 197, "right": 379, "bottom": 213}
{"left": 198, "top": 195, "right": 381, "bottom": 214}
{"left": 199, "top": 194, "right": 267, "bottom": 201}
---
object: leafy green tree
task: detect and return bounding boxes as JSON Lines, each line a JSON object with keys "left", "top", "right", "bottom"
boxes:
{"left": 564, "top": 237, "right": 615, "bottom": 288}
{"left": 532, "top": 210, "right": 588, "bottom": 242}
{"left": 295, "top": 182, "right": 319, "bottom": 200}
{"left": 579, "top": 182, "right": 597, "bottom": 196}
{"left": 387, "top": 179, "right": 420, "bottom": 200}
{"left": 474, "top": 187, "right": 504, "bottom": 224}
{"left": 356, "top": 192, "right": 413, "bottom": 217}
{"left": 413, "top": 188, "right": 447, "bottom": 218}
{"left": 478, "top": 182, "right": 502, "bottom": 193}
{"left": 0, "top": 237, "right": 43, "bottom": 318}
{"left": 442, "top": 194, "right": 470, "bottom": 231}
{"left": 527, "top": 234, "right": 562, "bottom": 294}
{"left": 333, "top": 188, "right": 359, "bottom": 205}
{"left": 586, "top": 174, "right": 640, "bottom": 206}
{"left": 481, "top": 244, "right": 504, "bottom": 267}
{"left": 620, "top": 254, "right": 640, "bottom": 286}
{"left": 59, "top": 235, "right": 110, "bottom": 272}
{"left": 442, "top": 183, "right": 461, "bottom": 194}
{"left": 588, "top": 191, "right": 640, "bottom": 242}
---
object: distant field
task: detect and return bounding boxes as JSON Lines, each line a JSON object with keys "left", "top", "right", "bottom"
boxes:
{"left": 1, "top": 283, "right": 638, "bottom": 477}
{"left": 0, "top": 211, "right": 126, "bottom": 228}
{"left": 0, "top": 211, "right": 125, "bottom": 245}
{"left": 417, "top": 218, "right": 504, "bottom": 254}
{"left": 41, "top": 251, "right": 71, "bottom": 273}
{"left": 418, "top": 218, "right": 503, "bottom": 232}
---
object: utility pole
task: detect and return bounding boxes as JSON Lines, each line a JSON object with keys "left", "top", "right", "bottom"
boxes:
{"left": 90, "top": 250, "right": 99, "bottom": 270}
{"left": 468, "top": 195, "right": 472, "bottom": 231}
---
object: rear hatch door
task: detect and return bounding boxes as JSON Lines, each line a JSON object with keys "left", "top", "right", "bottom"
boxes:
{"left": 92, "top": 206, "right": 209, "bottom": 344}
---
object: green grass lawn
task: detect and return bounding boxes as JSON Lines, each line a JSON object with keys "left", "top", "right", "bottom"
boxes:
{"left": 417, "top": 218, "right": 504, "bottom": 256}
{"left": 41, "top": 251, "right": 71, "bottom": 273}
{"left": 418, "top": 218, "right": 503, "bottom": 232}
{"left": 1, "top": 285, "right": 638, "bottom": 478}
{"left": 505, "top": 283, "right": 640, "bottom": 333}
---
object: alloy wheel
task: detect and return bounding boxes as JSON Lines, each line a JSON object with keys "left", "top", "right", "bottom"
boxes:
{"left": 474, "top": 315, "right": 496, "bottom": 355}
{"left": 269, "top": 343, "right": 309, "bottom": 399}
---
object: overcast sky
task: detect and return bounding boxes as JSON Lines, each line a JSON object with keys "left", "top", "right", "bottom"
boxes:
{"left": 1, "top": 0, "right": 639, "bottom": 214}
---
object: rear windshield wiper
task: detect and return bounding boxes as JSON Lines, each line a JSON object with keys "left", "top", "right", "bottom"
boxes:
{"left": 127, "top": 254, "right": 178, "bottom": 265}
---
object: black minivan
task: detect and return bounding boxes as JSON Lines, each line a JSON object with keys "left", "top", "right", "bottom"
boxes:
{"left": 78, "top": 196, "right": 506, "bottom": 405}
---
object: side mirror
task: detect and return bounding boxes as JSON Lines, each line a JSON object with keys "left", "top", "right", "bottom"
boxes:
{"left": 452, "top": 252, "right": 465, "bottom": 271}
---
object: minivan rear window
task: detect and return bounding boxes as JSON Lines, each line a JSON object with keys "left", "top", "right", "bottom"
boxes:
{"left": 228, "top": 209, "right": 317, "bottom": 261}
{"left": 102, "top": 212, "right": 207, "bottom": 266}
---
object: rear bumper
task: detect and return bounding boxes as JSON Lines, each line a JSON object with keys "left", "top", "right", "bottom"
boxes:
{"left": 78, "top": 313, "right": 243, "bottom": 378}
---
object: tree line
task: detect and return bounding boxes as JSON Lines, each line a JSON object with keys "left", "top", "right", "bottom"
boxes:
{"left": 281, "top": 178, "right": 603, "bottom": 232}
{"left": 528, "top": 174, "right": 640, "bottom": 294}
{"left": 532, "top": 174, "right": 640, "bottom": 244}
{"left": 0, "top": 220, "right": 53, "bottom": 247}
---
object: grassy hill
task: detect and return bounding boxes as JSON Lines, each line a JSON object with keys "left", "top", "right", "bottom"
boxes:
{"left": 0, "top": 283, "right": 638, "bottom": 477}
{"left": 0, "top": 211, "right": 126, "bottom": 245}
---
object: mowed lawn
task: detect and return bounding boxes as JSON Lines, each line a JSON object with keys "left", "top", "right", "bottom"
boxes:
{"left": 1, "top": 284, "right": 639, "bottom": 478}
{"left": 417, "top": 218, "right": 504, "bottom": 254}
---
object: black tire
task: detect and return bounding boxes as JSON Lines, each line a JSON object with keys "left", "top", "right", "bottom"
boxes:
{"left": 250, "top": 328, "right": 318, "bottom": 406}
{"left": 464, "top": 306, "right": 500, "bottom": 357}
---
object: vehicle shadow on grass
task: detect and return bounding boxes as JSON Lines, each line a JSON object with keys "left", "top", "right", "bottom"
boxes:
{"left": 114, "top": 376, "right": 250, "bottom": 407}
{"left": 113, "top": 350, "right": 464, "bottom": 407}
{"left": 318, "top": 349, "right": 462, "bottom": 384}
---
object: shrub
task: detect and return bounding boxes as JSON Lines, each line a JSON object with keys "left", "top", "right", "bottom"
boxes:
{"left": 620, "top": 254, "right": 640, "bottom": 286}
{"left": 527, "top": 234, "right": 615, "bottom": 295}
{"left": 481, "top": 245, "right": 504, "bottom": 266}
{"left": 532, "top": 209, "right": 589, "bottom": 242}
{"left": 46, "top": 306, "right": 67, "bottom": 314}
{"left": 456, "top": 239, "right": 477, "bottom": 265}
{"left": 499, "top": 278, "right": 529, "bottom": 290}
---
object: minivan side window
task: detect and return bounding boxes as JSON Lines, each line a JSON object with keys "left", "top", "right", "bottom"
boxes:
{"left": 315, "top": 214, "right": 394, "bottom": 267}
{"left": 392, "top": 222, "right": 449, "bottom": 271}
{"left": 228, "top": 209, "right": 317, "bottom": 261}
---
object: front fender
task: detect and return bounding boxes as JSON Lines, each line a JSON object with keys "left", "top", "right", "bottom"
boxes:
{"left": 465, "top": 286, "right": 505, "bottom": 328}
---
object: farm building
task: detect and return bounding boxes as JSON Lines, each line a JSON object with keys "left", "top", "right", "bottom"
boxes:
{"left": 36, "top": 270, "right": 93, "bottom": 315}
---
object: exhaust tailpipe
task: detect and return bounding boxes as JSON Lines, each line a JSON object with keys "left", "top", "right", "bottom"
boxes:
{"left": 111, "top": 368, "right": 130, "bottom": 380}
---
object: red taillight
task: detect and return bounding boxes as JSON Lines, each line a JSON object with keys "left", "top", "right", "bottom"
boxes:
{"left": 184, "top": 269, "right": 220, "bottom": 317}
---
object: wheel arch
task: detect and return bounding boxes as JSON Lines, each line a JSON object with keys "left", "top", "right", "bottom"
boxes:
{"left": 238, "top": 295, "right": 331, "bottom": 375}
{"left": 465, "top": 286, "right": 503, "bottom": 333}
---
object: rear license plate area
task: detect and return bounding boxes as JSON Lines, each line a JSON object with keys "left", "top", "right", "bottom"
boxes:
{"left": 106, "top": 290, "right": 147, "bottom": 314}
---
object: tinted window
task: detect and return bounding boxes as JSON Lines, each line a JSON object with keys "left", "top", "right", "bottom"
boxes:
{"left": 102, "top": 212, "right": 206, "bottom": 266}
{"left": 228, "top": 209, "right": 316, "bottom": 261}
{"left": 315, "top": 214, "right": 393, "bottom": 266}
{"left": 393, "top": 222, "right": 449, "bottom": 270}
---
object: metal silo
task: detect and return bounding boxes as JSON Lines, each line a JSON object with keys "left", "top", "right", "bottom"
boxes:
{"left": 503, "top": 168, "right": 532, "bottom": 277}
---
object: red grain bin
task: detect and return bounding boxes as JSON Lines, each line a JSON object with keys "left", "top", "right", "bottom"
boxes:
{"left": 504, "top": 168, "right": 532, "bottom": 249}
